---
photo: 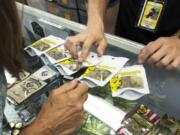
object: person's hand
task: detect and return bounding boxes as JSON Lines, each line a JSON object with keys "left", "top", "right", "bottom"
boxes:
{"left": 65, "top": 24, "right": 107, "bottom": 62}
{"left": 138, "top": 36, "right": 180, "bottom": 70}
{"left": 20, "top": 80, "right": 88, "bottom": 135}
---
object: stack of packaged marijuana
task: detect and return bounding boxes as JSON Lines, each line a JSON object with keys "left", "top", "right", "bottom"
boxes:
{"left": 7, "top": 65, "right": 59, "bottom": 105}
{"left": 76, "top": 104, "right": 180, "bottom": 135}
{"left": 117, "top": 104, "right": 180, "bottom": 135}
{"left": 6, "top": 35, "right": 180, "bottom": 135}
{"left": 89, "top": 65, "right": 150, "bottom": 112}
{"left": 24, "top": 35, "right": 151, "bottom": 115}
{"left": 5, "top": 65, "right": 61, "bottom": 129}
{"left": 24, "top": 35, "right": 130, "bottom": 88}
{"left": 22, "top": 35, "right": 153, "bottom": 134}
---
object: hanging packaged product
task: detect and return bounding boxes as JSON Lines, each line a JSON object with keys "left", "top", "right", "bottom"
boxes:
{"left": 7, "top": 75, "right": 47, "bottom": 104}
{"left": 55, "top": 52, "right": 102, "bottom": 76}
{"left": 24, "top": 35, "right": 65, "bottom": 56}
{"left": 32, "top": 65, "right": 58, "bottom": 81}
{"left": 147, "top": 114, "right": 180, "bottom": 135}
{"left": 79, "top": 56, "right": 129, "bottom": 88}
{"left": 40, "top": 45, "right": 71, "bottom": 65}
{"left": 110, "top": 65, "right": 149, "bottom": 101}
{"left": 117, "top": 104, "right": 160, "bottom": 135}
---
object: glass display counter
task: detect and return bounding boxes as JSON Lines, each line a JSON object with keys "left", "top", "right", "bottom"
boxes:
{"left": 16, "top": 2, "right": 180, "bottom": 132}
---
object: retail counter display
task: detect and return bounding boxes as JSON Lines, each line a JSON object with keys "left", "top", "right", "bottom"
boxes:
{"left": 6, "top": 2, "right": 180, "bottom": 135}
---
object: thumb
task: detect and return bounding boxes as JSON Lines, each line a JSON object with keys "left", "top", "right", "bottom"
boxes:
{"left": 79, "top": 38, "right": 94, "bottom": 62}
{"left": 56, "top": 80, "right": 78, "bottom": 94}
{"left": 97, "top": 39, "right": 107, "bottom": 57}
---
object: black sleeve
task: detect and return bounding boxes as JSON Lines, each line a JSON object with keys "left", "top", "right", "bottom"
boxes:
{"left": 108, "top": 0, "right": 118, "bottom": 7}
{"left": 109, "top": 0, "right": 117, "bottom": 4}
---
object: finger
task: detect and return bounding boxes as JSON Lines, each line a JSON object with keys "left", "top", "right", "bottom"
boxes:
{"left": 64, "top": 37, "right": 72, "bottom": 51}
{"left": 147, "top": 47, "right": 167, "bottom": 64}
{"left": 155, "top": 54, "right": 174, "bottom": 68}
{"left": 138, "top": 41, "right": 162, "bottom": 64}
{"left": 70, "top": 83, "right": 88, "bottom": 98}
{"left": 79, "top": 38, "right": 94, "bottom": 62}
{"left": 65, "top": 35, "right": 85, "bottom": 51}
{"left": 69, "top": 43, "right": 79, "bottom": 58}
{"left": 97, "top": 38, "right": 107, "bottom": 57}
{"left": 80, "top": 92, "right": 88, "bottom": 103}
{"left": 166, "top": 58, "right": 180, "bottom": 70}
{"left": 56, "top": 80, "right": 78, "bottom": 94}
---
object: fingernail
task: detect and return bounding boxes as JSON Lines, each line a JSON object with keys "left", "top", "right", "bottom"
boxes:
{"left": 71, "top": 80, "right": 78, "bottom": 86}
{"left": 138, "top": 58, "right": 142, "bottom": 64}
{"left": 98, "top": 52, "right": 103, "bottom": 57}
{"left": 78, "top": 57, "right": 83, "bottom": 62}
{"left": 72, "top": 80, "right": 78, "bottom": 83}
{"left": 74, "top": 54, "right": 78, "bottom": 59}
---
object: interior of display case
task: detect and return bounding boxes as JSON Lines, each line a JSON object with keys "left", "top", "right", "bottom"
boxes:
{"left": 5, "top": 2, "right": 180, "bottom": 135}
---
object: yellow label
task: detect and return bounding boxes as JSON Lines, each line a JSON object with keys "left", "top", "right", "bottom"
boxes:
{"left": 137, "top": 105, "right": 148, "bottom": 114}
{"left": 98, "top": 65, "right": 114, "bottom": 69}
{"left": 110, "top": 70, "right": 141, "bottom": 92}
{"left": 110, "top": 77, "right": 122, "bottom": 92}
{"left": 47, "top": 48, "right": 58, "bottom": 54}
{"left": 43, "top": 39, "right": 57, "bottom": 45}
{"left": 81, "top": 65, "right": 113, "bottom": 77}
{"left": 32, "top": 39, "right": 57, "bottom": 46}
{"left": 82, "top": 66, "right": 95, "bottom": 77}
{"left": 31, "top": 40, "right": 41, "bottom": 47}
{"left": 119, "top": 70, "right": 141, "bottom": 76}
{"left": 60, "top": 58, "right": 76, "bottom": 65}
{"left": 140, "top": 1, "right": 163, "bottom": 30}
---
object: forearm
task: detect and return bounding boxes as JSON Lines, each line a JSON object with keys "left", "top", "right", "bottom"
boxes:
{"left": 87, "top": 0, "right": 109, "bottom": 30}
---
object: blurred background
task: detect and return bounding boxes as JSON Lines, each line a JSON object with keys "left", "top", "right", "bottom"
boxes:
{"left": 16, "top": 0, "right": 120, "bottom": 34}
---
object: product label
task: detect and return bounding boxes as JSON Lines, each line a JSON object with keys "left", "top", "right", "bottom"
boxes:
{"left": 137, "top": 0, "right": 164, "bottom": 31}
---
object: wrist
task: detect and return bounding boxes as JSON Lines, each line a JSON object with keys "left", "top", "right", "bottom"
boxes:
{"left": 86, "top": 0, "right": 107, "bottom": 33}
{"left": 20, "top": 119, "right": 53, "bottom": 135}
{"left": 87, "top": 16, "right": 105, "bottom": 34}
